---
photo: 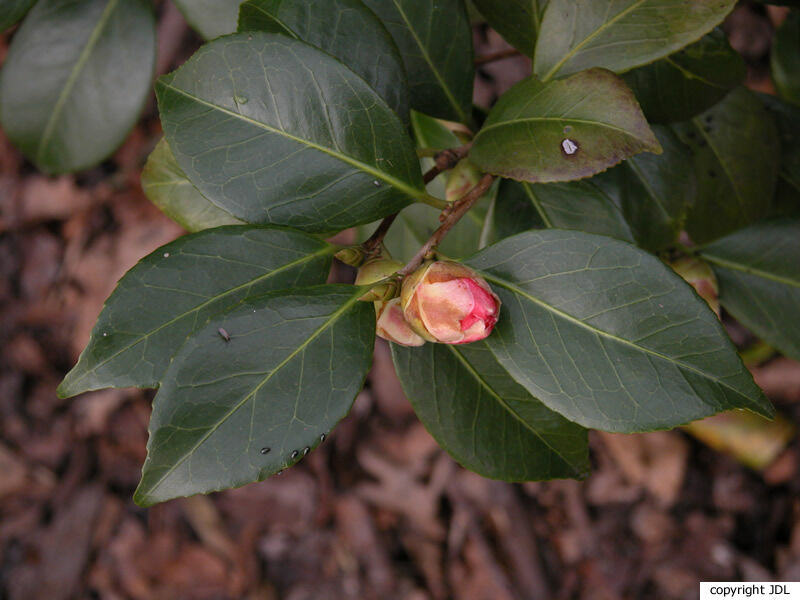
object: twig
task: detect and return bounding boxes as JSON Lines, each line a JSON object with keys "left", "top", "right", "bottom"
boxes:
{"left": 422, "top": 144, "right": 472, "bottom": 185}
{"left": 475, "top": 48, "right": 521, "bottom": 66}
{"left": 362, "top": 213, "right": 398, "bottom": 255}
{"left": 398, "top": 174, "right": 494, "bottom": 277}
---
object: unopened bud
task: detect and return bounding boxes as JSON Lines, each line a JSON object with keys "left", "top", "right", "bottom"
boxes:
{"left": 671, "top": 256, "right": 720, "bottom": 317}
{"left": 356, "top": 257, "right": 402, "bottom": 302}
{"left": 375, "top": 298, "right": 425, "bottom": 346}
{"left": 335, "top": 246, "right": 366, "bottom": 267}
{"left": 445, "top": 159, "right": 482, "bottom": 203}
{"left": 401, "top": 260, "right": 501, "bottom": 344}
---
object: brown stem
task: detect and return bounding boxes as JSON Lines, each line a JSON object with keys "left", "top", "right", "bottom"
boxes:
{"left": 422, "top": 143, "right": 472, "bottom": 185}
{"left": 362, "top": 213, "right": 398, "bottom": 255}
{"left": 475, "top": 48, "right": 521, "bottom": 66}
{"left": 398, "top": 174, "right": 494, "bottom": 277}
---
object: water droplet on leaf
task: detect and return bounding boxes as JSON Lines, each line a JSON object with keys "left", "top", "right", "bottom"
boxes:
{"left": 218, "top": 327, "right": 231, "bottom": 342}
{"left": 372, "top": 180, "right": 381, "bottom": 187}
{"left": 303, "top": 447, "right": 310, "bottom": 456}
{"left": 234, "top": 95, "right": 248, "bottom": 104}
{"left": 320, "top": 433, "right": 326, "bottom": 442}
{"left": 260, "top": 447, "right": 271, "bottom": 454}
{"left": 290, "top": 450, "right": 299, "bottom": 459}
{"left": 163, "top": 252, "right": 170, "bottom": 258}
{"left": 561, "top": 139, "right": 579, "bottom": 156}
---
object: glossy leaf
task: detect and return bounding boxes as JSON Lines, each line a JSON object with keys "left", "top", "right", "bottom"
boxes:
{"left": 0, "top": 0, "right": 36, "bottom": 31}
{"left": 142, "top": 138, "right": 245, "bottom": 232}
{"left": 157, "top": 33, "right": 424, "bottom": 234}
{"left": 761, "top": 95, "right": 800, "bottom": 194}
{"left": 464, "top": 230, "right": 772, "bottom": 432}
{"left": 700, "top": 221, "right": 800, "bottom": 361}
{"left": 471, "top": 68, "right": 661, "bottom": 183}
{"left": 623, "top": 30, "right": 745, "bottom": 123}
{"left": 496, "top": 180, "right": 635, "bottom": 243}
{"left": 772, "top": 10, "right": 800, "bottom": 106}
{"left": 58, "top": 226, "right": 335, "bottom": 397}
{"left": 361, "top": 0, "right": 474, "bottom": 124}
{"left": 534, "top": 0, "right": 736, "bottom": 81}
{"left": 134, "top": 285, "right": 374, "bottom": 506}
{"left": 0, "top": 0, "right": 156, "bottom": 174}
{"left": 172, "top": 0, "right": 244, "bottom": 39}
{"left": 470, "top": 0, "right": 549, "bottom": 56}
{"left": 392, "top": 340, "right": 589, "bottom": 481}
{"left": 593, "top": 125, "right": 694, "bottom": 252}
{"left": 238, "top": 0, "right": 409, "bottom": 122}
{"left": 673, "top": 88, "right": 779, "bottom": 244}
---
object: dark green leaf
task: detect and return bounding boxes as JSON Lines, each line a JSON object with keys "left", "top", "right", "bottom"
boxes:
{"left": 411, "top": 110, "right": 461, "bottom": 152}
{"left": 173, "top": 0, "right": 244, "bottom": 39}
{"left": 760, "top": 94, "right": 800, "bottom": 197}
{"left": 0, "top": 0, "right": 156, "bottom": 174}
{"left": 623, "top": 30, "right": 745, "bottom": 124}
{"left": 238, "top": 0, "right": 409, "bottom": 122}
{"left": 0, "top": 0, "right": 36, "bottom": 31}
{"left": 134, "top": 285, "right": 374, "bottom": 506}
{"left": 465, "top": 230, "right": 772, "bottom": 432}
{"left": 759, "top": 94, "right": 800, "bottom": 217}
{"left": 392, "top": 341, "right": 589, "bottom": 481}
{"left": 470, "top": 0, "right": 549, "bottom": 57}
{"left": 58, "top": 226, "right": 335, "bottom": 397}
{"left": 157, "top": 33, "right": 424, "bottom": 234}
{"left": 142, "top": 138, "right": 245, "bottom": 232}
{"left": 534, "top": 0, "right": 736, "bottom": 81}
{"left": 673, "top": 88, "right": 779, "bottom": 244}
{"left": 493, "top": 180, "right": 545, "bottom": 240}
{"left": 496, "top": 180, "right": 635, "bottom": 243}
{"left": 361, "top": 0, "right": 474, "bottom": 124}
{"left": 700, "top": 220, "right": 800, "bottom": 361}
{"left": 471, "top": 68, "right": 661, "bottom": 183}
{"left": 593, "top": 125, "right": 694, "bottom": 252}
{"left": 772, "top": 10, "right": 800, "bottom": 106}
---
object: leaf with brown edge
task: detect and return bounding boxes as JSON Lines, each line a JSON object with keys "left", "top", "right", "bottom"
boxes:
{"left": 471, "top": 68, "right": 661, "bottom": 184}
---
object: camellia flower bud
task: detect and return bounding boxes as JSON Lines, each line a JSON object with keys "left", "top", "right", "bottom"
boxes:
{"left": 375, "top": 298, "right": 425, "bottom": 346}
{"left": 401, "top": 260, "right": 501, "bottom": 344}
{"left": 335, "top": 246, "right": 366, "bottom": 267}
{"left": 355, "top": 257, "right": 402, "bottom": 302}
{"left": 670, "top": 256, "right": 720, "bottom": 318}
{"left": 445, "top": 158, "right": 482, "bottom": 203}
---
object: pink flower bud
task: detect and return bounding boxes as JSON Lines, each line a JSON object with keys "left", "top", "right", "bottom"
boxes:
{"left": 401, "top": 261, "right": 501, "bottom": 344}
{"left": 375, "top": 298, "right": 425, "bottom": 346}
{"left": 670, "top": 256, "right": 720, "bottom": 318}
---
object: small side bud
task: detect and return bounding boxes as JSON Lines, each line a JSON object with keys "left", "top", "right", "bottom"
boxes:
{"left": 375, "top": 298, "right": 425, "bottom": 346}
{"left": 356, "top": 257, "right": 402, "bottom": 302}
{"left": 670, "top": 256, "right": 720, "bottom": 317}
{"left": 401, "top": 260, "right": 501, "bottom": 344}
{"left": 335, "top": 246, "right": 365, "bottom": 267}
{"left": 445, "top": 159, "right": 482, "bottom": 203}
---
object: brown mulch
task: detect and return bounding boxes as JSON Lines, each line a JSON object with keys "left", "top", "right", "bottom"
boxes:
{"left": 2, "top": 3, "right": 799, "bottom": 599}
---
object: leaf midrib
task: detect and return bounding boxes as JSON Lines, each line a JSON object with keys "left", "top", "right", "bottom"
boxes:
{"left": 61, "top": 243, "right": 334, "bottom": 392}
{"left": 700, "top": 252, "right": 800, "bottom": 289}
{"left": 447, "top": 345, "right": 584, "bottom": 475}
{"left": 140, "top": 289, "right": 362, "bottom": 500}
{"left": 158, "top": 80, "right": 424, "bottom": 201}
{"left": 480, "top": 271, "right": 760, "bottom": 403}
{"left": 476, "top": 116, "right": 644, "bottom": 139}
{"left": 36, "top": 0, "right": 120, "bottom": 164}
